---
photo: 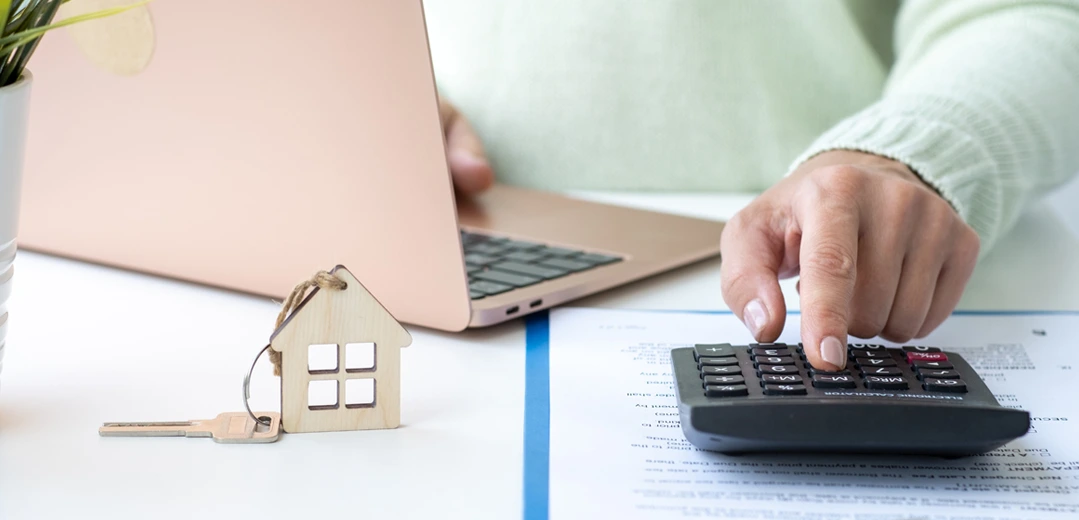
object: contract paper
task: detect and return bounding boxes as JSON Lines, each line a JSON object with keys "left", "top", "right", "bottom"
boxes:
{"left": 546, "top": 308, "right": 1079, "bottom": 520}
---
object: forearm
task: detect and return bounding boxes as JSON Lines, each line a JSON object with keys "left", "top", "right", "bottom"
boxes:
{"left": 792, "top": 0, "right": 1079, "bottom": 254}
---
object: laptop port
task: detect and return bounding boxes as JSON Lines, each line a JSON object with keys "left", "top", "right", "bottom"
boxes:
{"left": 506, "top": 306, "right": 519, "bottom": 315}
{"left": 530, "top": 299, "right": 543, "bottom": 308}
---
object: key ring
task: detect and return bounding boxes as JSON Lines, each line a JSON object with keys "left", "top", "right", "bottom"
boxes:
{"left": 243, "top": 344, "right": 273, "bottom": 427}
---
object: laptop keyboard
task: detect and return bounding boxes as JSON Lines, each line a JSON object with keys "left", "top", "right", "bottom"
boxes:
{"left": 462, "top": 231, "right": 623, "bottom": 300}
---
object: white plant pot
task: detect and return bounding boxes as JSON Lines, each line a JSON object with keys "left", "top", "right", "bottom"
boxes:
{"left": 0, "top": 72, "right": 33, "bottom": 390}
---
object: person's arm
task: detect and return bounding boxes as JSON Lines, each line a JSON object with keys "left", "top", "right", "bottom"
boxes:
{"left": 721, "top": 0, "right": 1079, "bottom": 371}
{"left": 792, "top": 0, "right": 1079, "bottom": 254}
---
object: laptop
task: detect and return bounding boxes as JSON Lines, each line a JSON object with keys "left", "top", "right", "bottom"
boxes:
{"left": 17, "top": 0, "right": 724, "bottom": 331}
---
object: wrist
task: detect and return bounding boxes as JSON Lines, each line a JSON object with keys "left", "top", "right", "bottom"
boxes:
{"left": 795, "top": 149, "right": 938, "bottom": 192}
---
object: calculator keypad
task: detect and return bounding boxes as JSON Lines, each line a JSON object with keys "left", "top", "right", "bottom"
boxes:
{"left": 695, "top": 342, "right": 970, "bottom": 398}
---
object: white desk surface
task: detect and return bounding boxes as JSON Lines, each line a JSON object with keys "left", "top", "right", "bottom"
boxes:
{"left": 2, "top": 193, "right": 1077, "bottom": 519}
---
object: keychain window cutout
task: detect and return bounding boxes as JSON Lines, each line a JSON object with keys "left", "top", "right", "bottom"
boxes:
{"left": 345, "top": 342, "right": 376, "bottom": 372}
{"left": 308, "top": 380, "right": 339, "bottom": 410}
{"left": 345, "top": 378, "right": 376, "bottom": 408}
{"left": 308, "top": 344, "right": 339, "bottom": 374}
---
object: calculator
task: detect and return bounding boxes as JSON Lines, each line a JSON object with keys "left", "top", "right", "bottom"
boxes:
{"left": 670, "top": 342, "right": 1030, "bottom": 456}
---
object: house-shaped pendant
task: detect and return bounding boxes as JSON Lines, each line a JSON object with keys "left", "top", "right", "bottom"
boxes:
{"left": 269, "top": 265, "right": 412, "bottom": 433}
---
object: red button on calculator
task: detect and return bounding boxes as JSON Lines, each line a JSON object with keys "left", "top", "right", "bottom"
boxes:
{"left": 906, "top": 352, "right": 949, "bottom": 363}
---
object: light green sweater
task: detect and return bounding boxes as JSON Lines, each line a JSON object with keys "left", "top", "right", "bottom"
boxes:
{"left": 423, "top": 0, "right": 1079, "bottom": 253}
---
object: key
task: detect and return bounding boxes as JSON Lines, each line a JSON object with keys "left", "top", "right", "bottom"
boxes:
{"left": 851, "top": 349, "right": 890, "bottom": 359}
{"left": 923, "top": 378, "right": 968, "bottom": 393}
{"left": 764, "top": 384, "right": 807, "bottom": 396}
{"left": 906, "top": 351, "right": 949, "bottom": 363}
{"left": 704, "top": 375, "right": 745, "bottom": 385}
{"left": 861, "top": 366, "right": 902, "bottom": 376}
{"left": 762, "top": 374, "right": 803, "bottom": 384}
{"left": 755, "top": 355, "right": 796, "bottom": 366}
{"left": 902, "top": 345, "right": 942, "bottom": 353}
{"left": 99, "top": 412, "right": 282, "bottom": 444}
{"left": 758, "top": 364, "right": 797, "bottom": 375}
{"left": 705, "top": 384, "right": 748, "bottom": 397}
{"left": 701, "top": 365, "right": 741, "bottom": 375}
{"left": 695, "top": 343, "right": 735, "bottom": 359}
{"left": 698, "top": 356, "right": 739, "bottom": 367}
{"left": 919, "top": 368, "right": 961, "bottom": 380}
{"left": 812, "top": 374, "right": 856, "bottom": 389}
{"left": 864, "top": 376, "right": 908, "bottom": 390}
{"left": 751, "top": 347, "right": 790, "bottom": 358}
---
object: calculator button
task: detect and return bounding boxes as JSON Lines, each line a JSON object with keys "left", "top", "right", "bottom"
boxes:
{"left": 751, "top": 347, "right": 791, "bottom": 358}
{"left": 902, "top": 346, "right": 942, "bottom": 353}
{"left": 701, "top": 365, "right": 741, "bottom": 376}
{"left": 919, "top": 369, "right": 961, "bottom": 380}
{"left": 809, "top": 368, "right": 852, "bottom": 377}
{"left": 762, "top": 374, "right": 803, "bottom": 384}
{"left": 856, "top": 358, "right": 897, "bottom": 368}
{"left": 698, "top": 357, "right": 739, "bottom": 367}
{"left": 864, "top": 376, "right": 909, "bottom": 390}
{"left": 923, "top": 378, "right": 968, "bottom": 393}
{"left": 750, "top": 342, "right": 787, "bottom": 348}
{"left": 764, "top": 384, "right": 807, "bottom": 396}
{"left": 906, "top": 352, "right": 949, "bottom": 364}
{"left": 755, "top": 356, "right": 796, "bottom": 366}
{"left": 860, "top": 366, "right": 903, "bottom": 377}
{"left": 913, "top": 360, "right": 953, "bottom": 370}
{"left": 851, "top": 350, "right": 890, "bottom": 359}
{"left": 849, "top": 343, "right": 886, "bottom": 350}
{"left": 758, "top": 364, "right": 798, "bottom": 375}
{"left": 706, "top": 384, "right": 749, "bottom": 397}
{"left": 694, "top": 344, "right": 735, "bottom": 359}
{"left": 811, "top": 374, "right": 857, "bottom": 389}
{"left": 704, "top": 375, "right": 745, "bottom": 385}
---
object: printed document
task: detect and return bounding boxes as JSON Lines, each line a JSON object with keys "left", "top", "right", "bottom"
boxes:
{"left": 547, "top": 308, "right": 1079, "bottom": 519}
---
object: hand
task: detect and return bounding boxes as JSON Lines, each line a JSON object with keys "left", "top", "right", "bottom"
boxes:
{"left": 439, "top": 97, "right": 494, "bottom": 195}
{"left": 719, "top": 150, "right": 980, "bottom": 371}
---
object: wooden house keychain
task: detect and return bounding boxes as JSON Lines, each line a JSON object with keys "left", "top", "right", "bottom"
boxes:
{"left": 99, "top": 265, "right": 411, "bottom": 443}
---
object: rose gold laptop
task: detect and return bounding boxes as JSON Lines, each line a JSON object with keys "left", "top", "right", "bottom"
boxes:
{"left": 18, "top": 0, "right": 723, "bottom": 331}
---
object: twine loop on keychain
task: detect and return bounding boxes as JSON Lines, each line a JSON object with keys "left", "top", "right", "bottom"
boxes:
{"left": 268, "top": 270, "right": 347, "bottom": 375}
{"left": 243, "top": 270, "right": 348, "bottom": 426}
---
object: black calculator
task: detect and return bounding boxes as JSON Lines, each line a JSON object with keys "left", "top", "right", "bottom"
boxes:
{"left": 671, "top": 342, "right": 1030, "bottom": 456}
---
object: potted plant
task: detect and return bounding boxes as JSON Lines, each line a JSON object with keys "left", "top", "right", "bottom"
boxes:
{"left": 1, "top": 0, "right": 148, "bottom": 389}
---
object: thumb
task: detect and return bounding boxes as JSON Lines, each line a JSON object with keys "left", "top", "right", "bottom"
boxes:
{"left": 719, "top": 211, "right": 788, "bottom": 342}
{"left": 439, "top": 97, "right": 493, "bottom": 195}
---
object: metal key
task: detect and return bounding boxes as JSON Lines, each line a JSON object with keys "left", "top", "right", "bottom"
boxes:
{"left": 99, "top": 412, "right": 282, "bottom": 444}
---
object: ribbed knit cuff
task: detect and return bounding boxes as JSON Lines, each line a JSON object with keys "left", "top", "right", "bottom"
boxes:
{"left": 788, "top": 99, "right": 1005, "bottom": 254}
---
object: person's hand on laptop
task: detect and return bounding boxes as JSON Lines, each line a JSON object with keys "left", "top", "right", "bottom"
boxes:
{"left": 439, "top": 97, "right": 494, "bottom": 195}
{"left": 719, "top": 150, "right": 980, "bottom": 372}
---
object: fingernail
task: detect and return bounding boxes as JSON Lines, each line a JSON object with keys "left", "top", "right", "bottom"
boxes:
{"left": 743, "top": 299, "right": 768, "bottom": 339}
{"left": 820, "top": 336, "right": 847, "bottom": 369}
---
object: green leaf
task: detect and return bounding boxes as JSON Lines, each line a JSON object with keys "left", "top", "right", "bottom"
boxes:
{"left": 0, "top": 0, "right": 150, "bottom": 48}
{"left": 0, "top": 1, "right": 12, "bottom": 30}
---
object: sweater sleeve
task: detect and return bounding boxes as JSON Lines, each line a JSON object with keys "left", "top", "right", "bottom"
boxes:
{"left": 789, "top": 0, "right": 1079, "bottom": 255}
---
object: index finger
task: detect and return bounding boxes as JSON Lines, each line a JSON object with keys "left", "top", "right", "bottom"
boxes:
{"left": 797, "top": 199, "right": 859, "bottom": 371}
